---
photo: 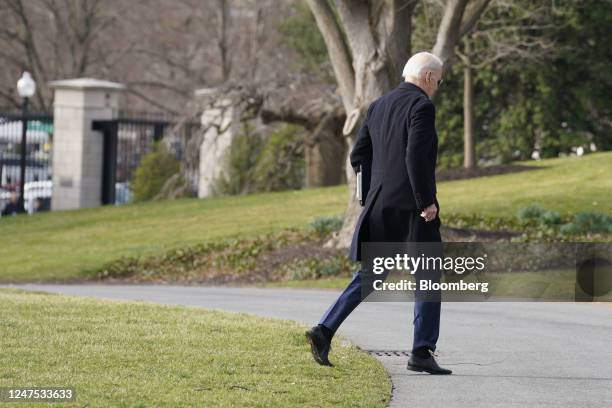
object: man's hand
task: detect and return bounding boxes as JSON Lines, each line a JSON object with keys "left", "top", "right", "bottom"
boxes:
{"left": 420, "top": 203, "right": 437, "bottom": 222}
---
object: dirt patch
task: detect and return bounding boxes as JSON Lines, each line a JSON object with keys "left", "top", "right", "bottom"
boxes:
{"left": 436, "top": 164, "right": 541, "bottom": 182}
{"left": 199, "top": 239, "right": 342, "bottom": 286}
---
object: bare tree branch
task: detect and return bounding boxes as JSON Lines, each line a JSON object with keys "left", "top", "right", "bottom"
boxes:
{"left": 124, "top": 88, "right": 182, "bottom": 115}
{"left": 459, "top": 0, "right": 491, "bottom": 37}
{"left": 216, "top": 0, "right": 231, "bottom": 81}
{"left": 306, "top": 0, "right": 355, "bottom": 110}
{"left": 432, "top": 0, "right": 469, "bottom": 63}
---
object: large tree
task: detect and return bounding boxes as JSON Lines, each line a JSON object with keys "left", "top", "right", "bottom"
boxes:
{"left": 305, "top": 0, "right": 490, "bottom": 248}
{"left": 455, "top": 0, "right": 555, "bottom": 168}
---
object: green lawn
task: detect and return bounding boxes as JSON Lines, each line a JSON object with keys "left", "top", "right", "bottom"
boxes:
{"left": 0, "top": 288, "right": 390, "bottom": 407}
{"left": 0, "top": 187, "right": 346, "bottom": 281}
{"left": 1, "top": 152, "right": 610, "bottom": 282}
{"left": 437, "top": 152, "right": 612, "bottom": 217}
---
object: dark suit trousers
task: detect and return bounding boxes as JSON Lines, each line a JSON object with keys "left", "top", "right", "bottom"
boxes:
{"left": 318, "top": 203, "right": 442, "bottom": 353}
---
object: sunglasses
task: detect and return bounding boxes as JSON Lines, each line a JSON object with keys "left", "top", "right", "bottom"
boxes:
{"left": 426, "top": 75, "right": 443, "bottom": 86}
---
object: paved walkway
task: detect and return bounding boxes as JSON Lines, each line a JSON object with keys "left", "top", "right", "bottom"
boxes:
{"left": 3, "top": 283, "right": 611, "bottom": 407}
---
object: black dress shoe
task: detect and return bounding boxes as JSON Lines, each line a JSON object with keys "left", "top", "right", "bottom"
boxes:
{"left": 305, "top": 326, "right": 333, "bottom": 366}
{"left": 407, "top": 351, "right": 452, "bottom": 375}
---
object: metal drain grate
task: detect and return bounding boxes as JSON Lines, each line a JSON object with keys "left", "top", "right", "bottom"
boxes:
{"left": 366, "top": 350, "right": 411, "bottom": 357}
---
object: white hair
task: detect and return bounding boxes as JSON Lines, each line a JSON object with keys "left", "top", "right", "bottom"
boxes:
{"left": 402, "top": 52, "right": 443, "bottom": 79}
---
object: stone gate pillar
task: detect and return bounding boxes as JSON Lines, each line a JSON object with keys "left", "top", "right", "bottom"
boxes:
{"left": 49, "top": 78, "right": 125, "bottom": 210}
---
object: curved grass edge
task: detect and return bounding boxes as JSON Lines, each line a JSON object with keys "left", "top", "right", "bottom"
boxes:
{"left": 0, "top": 288, "right": 392, "bottom": 407}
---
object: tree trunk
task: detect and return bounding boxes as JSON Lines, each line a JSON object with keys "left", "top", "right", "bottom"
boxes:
{"left": 305, "top": 128, "right": 346, "bottom": 187}
{"left": 463, "top": 41, "right": 476, "bottom": 168}
{"left": 331, "top": 80, "right": 389, "bottom": 249}
{"left": 323, "top": 0, "right": 410, "bottom": 249}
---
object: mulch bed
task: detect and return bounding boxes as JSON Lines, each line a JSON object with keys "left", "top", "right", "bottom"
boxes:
{"left": 88, "top": 225, "right": 519, "bottom": 286}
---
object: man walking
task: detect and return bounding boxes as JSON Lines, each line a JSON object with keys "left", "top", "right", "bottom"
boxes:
{"left": 305, "top": 52, "right": 452, "bottom": 375}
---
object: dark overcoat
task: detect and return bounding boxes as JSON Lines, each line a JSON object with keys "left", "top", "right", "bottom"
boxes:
{"left": 348, "top": 81, "right": 439, "bottom": 262}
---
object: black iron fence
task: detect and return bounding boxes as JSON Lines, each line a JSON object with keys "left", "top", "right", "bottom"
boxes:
{"left": 0, "top": 107, "right": 199, "bottom": 214}
{"left": 93, "top": 110, "right": 200, "bottom": 205}
{"left": 0, "top": 107, "right": 53, "bottom": 214}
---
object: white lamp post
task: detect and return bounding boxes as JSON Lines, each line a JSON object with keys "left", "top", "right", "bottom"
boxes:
{"left": 16, "top": 71, "right": 36, "bottom": 213}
